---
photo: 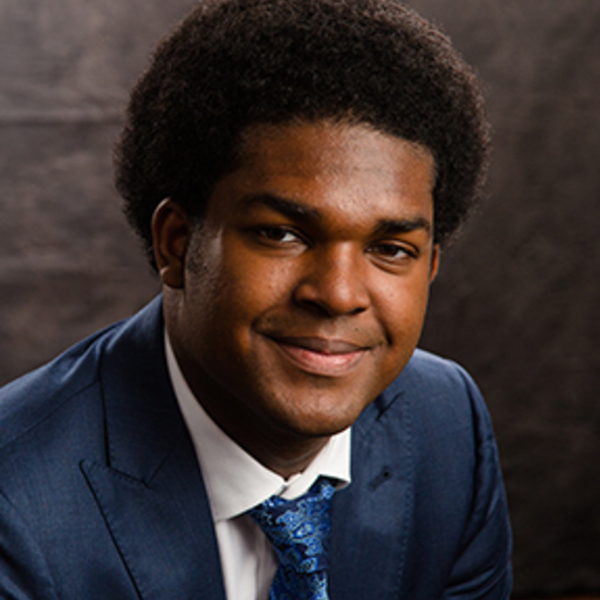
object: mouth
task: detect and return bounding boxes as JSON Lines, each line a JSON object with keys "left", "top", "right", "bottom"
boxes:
{"left": 266, "top": 335, "right": 369, "bottom": 377}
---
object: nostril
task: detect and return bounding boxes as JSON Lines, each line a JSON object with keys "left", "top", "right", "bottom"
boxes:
{"left": 294, "top": 295, "right": 336, "bottom": 318}
{"left": 293, "top": 287, "right": 369, "bottom": 318}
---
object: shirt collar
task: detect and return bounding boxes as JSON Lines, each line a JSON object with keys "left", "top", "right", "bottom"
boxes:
{"left": 164, "top": 330, "right": 351, "bottom": 523}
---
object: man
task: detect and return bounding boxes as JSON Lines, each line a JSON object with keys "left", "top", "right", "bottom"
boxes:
{"left": 0, "top": 0, "right": 512, "bottom": 598}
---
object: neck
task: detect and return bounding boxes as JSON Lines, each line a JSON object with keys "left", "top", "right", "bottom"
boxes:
{"left": 228, "top": 425, "right": 331, "bottom": 480}
{"left": 195, "top": 385, "right": 332, "bottom": 479}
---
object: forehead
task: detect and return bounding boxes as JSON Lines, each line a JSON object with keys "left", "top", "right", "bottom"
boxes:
{"left": 239, "top": 120, "right": 433, "bottom": 179}
{"left": 210, "top": 119, "right": 436, "bottom": 225}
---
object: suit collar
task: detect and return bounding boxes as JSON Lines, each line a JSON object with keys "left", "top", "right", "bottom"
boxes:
{"left": 99, "top": 296, "right": 184, "bottom": 481}
{"left": 83, "top": 296, "right": 227, "bottom": 600}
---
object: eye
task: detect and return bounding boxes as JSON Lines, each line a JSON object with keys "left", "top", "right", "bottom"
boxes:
{"left": 254, "top": 226, "right": 305, "bottom": 246}
{"left": 367, "top": 242, "right": 417, "bottom": 263}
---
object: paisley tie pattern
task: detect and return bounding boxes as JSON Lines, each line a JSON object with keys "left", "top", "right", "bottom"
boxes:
{"left": 248, "top": 477, "right": 336, "bottom": 600}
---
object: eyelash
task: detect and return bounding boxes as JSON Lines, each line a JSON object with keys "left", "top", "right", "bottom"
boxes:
{"left": 254, "top": 226, "right": 304, "bottom": 244}
{"left": 367, "top": 243, "right": 417, "bottom": 260}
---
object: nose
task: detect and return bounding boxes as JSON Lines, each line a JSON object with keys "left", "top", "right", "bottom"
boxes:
{"left": 292, "top": 244, "right": 370, "bottom": 317}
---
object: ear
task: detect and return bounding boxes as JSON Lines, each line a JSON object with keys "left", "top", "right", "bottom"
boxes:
{"left": 152, "top": 198, "right": 191, "bottom": 289}
{"left": 429, "top": 244, "right": 440, "bottom": 283}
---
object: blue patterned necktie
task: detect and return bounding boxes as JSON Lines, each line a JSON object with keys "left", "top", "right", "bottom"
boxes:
{"left": 248, "top": 477, "right": 336, "bottom": 600}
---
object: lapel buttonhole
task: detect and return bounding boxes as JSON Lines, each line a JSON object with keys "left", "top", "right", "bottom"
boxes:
{"left": 368, "top": 466, "right": 393, "bottom": 491}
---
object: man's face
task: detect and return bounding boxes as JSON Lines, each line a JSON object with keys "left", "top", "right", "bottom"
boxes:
{"left": 160, "top": 120, "right": 438, "bottom": 460}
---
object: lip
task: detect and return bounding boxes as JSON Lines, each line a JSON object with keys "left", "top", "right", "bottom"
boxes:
{"left": 267, "top": 335, "right": 369, "bottom": 377}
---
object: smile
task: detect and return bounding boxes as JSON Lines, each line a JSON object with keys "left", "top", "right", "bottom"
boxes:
{"left": 268, "top": 336, "right": 369, "bottom": 377}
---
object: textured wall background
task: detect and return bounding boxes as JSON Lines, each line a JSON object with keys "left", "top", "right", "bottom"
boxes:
{"left": 413, "top": 1, "right": 600, "bottom": 595}
{"left": 1, "top": 0, "right": 599, "bottom": 595}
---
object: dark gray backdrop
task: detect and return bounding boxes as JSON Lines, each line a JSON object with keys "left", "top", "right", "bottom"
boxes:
{"left": 2, "top": 1, "right": 599, "bottom": 595}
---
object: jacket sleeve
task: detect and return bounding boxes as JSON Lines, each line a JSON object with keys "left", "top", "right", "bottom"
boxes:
{"left": 0, "top": 491, "right": 60, "bottom": 600}
{"left": 443, "top": 369, "right": 513, "bottom": 599}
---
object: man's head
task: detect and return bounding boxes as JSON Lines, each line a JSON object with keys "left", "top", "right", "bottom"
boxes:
{"left": 114, "top": 0, "right": 488, "bottom": 473}
{"left": 115, "top": 0, "right": 489, "bottom": 267}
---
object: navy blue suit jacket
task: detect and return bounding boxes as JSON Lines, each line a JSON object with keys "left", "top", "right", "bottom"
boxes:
{"left": 0, "top": 298, "right": 511, "bottom": 599}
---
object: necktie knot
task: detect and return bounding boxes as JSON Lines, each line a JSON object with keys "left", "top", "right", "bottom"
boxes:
{"left": 249, "top": 477, "right": 336, "bottom": 599}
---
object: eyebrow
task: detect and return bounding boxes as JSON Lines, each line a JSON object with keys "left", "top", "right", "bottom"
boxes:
{"left": 373, "top": 216, "right": 432, "bottom": 237}
{"left": 241, "top": 192, "right": 432, "bottom": 236}
{"left": 241, "top": 194, "right": 322, "bottom": 220}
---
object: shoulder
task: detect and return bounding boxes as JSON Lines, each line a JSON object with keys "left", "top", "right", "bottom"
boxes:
{"left": 370, "top": 348, "right": 500, "bottom": 497}
{"left": 0, "top": 320, "right": 120, "bottom": 454}
{"left": 385, "top": 348, "right": 490, "bottom": 433}
{"left": 395, "top": 352, "right": 512, "bottom": 596}
{"left": 395, "top": 347, "right": 481, "bottom": 396}
{"left": 0, "top": 297, "right": 162, "bottom": 456}
{"left": 347, "top": 348, "right": 511, "bottom": 596}
{"left": 0, "top": 320, "right": 124, "bottom": 573}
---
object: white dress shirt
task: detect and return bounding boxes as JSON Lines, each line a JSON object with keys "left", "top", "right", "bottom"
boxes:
{"left": 164, "top": 332, "right": 351, "bottom": 600}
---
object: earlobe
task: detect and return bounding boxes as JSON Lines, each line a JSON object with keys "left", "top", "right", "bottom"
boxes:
{"left": 429, "top": 244, "right": 441, "bottom": 283}
{"left": 152, "top": 199, "right": 191, "bottom": 289}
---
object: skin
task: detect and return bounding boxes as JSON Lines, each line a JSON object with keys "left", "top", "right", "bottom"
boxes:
{"left": 154, "top": 119, "right": 439, "bottom": 478}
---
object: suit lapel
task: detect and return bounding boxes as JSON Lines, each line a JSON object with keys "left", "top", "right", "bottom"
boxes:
{"left": 330, "top": 385, "right": 414, "bottom": 600}
{"left": 81, "top": 298, "right": 226, "bottom": 600}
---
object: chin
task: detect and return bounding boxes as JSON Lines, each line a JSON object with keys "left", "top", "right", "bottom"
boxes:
{"left": 272, "top": 396, "right": 368, "bottom": 438}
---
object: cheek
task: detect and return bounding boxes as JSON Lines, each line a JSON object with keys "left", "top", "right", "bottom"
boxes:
{"left": 221, "top": 243, "right": 294, "bottom": 304}
{"left": 219, "top": 247, "right": 299, "bottom": 317}
{"left": 376, "top": 275, "right": 432, "bottom": 341}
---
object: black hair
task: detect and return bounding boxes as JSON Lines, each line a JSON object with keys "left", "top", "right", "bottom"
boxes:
{"left": 114, "top": 0, "right": 490, "bottom": 266}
